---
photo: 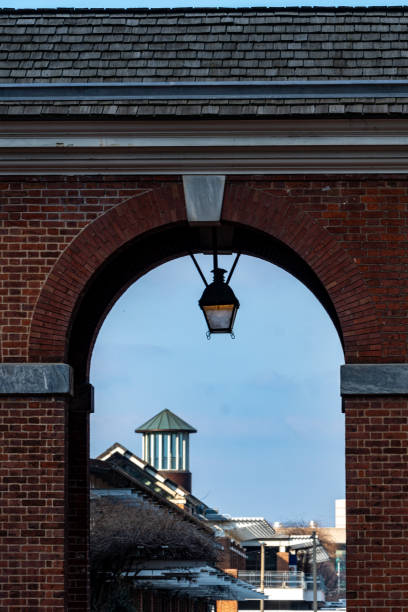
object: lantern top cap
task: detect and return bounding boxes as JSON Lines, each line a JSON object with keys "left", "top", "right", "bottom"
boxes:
{"left": 136, "top": 409, "right": 197, "bottom": 434}
{"left": 212, "top": 267, "right": 227, "bottom": 283}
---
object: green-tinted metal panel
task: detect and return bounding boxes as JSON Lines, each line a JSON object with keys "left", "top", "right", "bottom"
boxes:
{"left": 136, "top": 409, "right": 197, "bottom": 433}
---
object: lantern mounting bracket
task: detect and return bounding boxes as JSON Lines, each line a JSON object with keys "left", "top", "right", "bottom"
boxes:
{"left": 226, "top": 253, "right": 240, "bottom": 285}
{"left": 189, "top": 227, "right": 240, "bottom": 288}
{"left": 188, "top": 251, "right": 240, "bottom": 288}
{"left": 189, "top": 252, "right": 208, "bottom": 287}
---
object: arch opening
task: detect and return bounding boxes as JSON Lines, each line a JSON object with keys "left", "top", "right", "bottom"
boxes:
{"left": 68, "top": 222, "right": 344, "bottom": 388}
{"left": 89, "top": 241, "right": 346, "bottom": 608}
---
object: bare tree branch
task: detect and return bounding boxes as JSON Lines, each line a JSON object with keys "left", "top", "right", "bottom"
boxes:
{"left": 91, "top": 496, "right": 219, "bottom": 571}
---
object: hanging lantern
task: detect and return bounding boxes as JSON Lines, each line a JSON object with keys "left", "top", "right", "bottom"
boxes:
{"left": 199, "top": 267, "right": 240, "bottom": 336}
{"left": 190, "top": 227, "right": 241, "bottom": 339}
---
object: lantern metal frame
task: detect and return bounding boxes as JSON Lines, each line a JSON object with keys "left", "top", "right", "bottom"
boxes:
{"left": 190, "top": 230, "right": 240, "bottom": 338}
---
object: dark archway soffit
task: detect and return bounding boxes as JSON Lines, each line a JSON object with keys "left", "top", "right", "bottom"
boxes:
{"left": 68, "top": 222, "right": 343, "bottom": 386}
{"left": 2, "top": 80, "right": 408, "bottom": 101}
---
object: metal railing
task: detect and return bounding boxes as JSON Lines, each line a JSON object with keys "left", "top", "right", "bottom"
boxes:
{"left": 238, "top": 571, "right": 306, "bottom": 589}
{"left": 305, "top": 576, "right": 323, "bottom": 590}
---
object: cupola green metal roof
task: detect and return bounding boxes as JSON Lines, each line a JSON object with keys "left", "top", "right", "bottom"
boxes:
{"left": 136, "top": 409, "right": 197, "bottom": 434}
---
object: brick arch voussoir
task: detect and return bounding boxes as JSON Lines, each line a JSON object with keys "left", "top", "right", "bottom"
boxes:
{"left": 223, "top": 183, "right": 380, "bottom": 362}
{"left": 29, "top": 183, "right": 186, "bottom": 363}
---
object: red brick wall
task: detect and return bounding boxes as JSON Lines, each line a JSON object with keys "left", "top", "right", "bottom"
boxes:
{"left": 216, "top": 600, "right": 238, "bottom": 612}
{"left": 217, "top": 569, "right": 239, "bottom": 612}
{"left": 0, "top": 397, "right": 67, "bottom": 611}
{"left": 217, "top": 537, "right": 246, "bottom": 571}
{"left": 159, "top": 470, "right": 192, "bottom": 493}
{"left": 0, "top": 174, "right": 405, "bottom": 364}
{"left": 1, "top": 173, "right": 408, "bottom": 611}
{"left": 345, "top": 396, "right": 408, "bottom": 611}
{"left": 277, "top": 551, "right": 289, "bottom": 571}
{"left": 0, "top": 176, "right": 183, "bottom": 363}
{"left": 224, "top": 176, "right": 408, "bottom": 363}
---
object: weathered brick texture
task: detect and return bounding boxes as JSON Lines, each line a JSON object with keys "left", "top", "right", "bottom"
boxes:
{"left": 345, "top": 396, "right": 408, "bottom": 612}
{"left": 217, "top": 537, "right": 246, "bottom": 572}
{"left": 224, "top": 175, "right": 408, "bottom": 362}
{"left": 0, "top": 397, "right": 67, "bottom": 611}
{"left": 0, "top": 173, "right": 408, "bottom": 610}
{"left": 0, "top": 176, "right": 181, "bottom": 362}
{"left": 216, "top": 600, "right": 239, "bottom": 612}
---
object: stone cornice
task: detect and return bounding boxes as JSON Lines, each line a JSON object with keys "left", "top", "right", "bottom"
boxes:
{"left": 1, "top": 118, "right": 408, "bottom": 174}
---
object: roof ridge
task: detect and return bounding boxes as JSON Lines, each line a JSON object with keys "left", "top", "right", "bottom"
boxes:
{"left": 0, "top": 6, "right": 407, "bottom": 14}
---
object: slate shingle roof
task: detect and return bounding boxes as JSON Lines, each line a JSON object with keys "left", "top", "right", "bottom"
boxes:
{"left": 1, "top": 7, "right": 408, "bottom": 118}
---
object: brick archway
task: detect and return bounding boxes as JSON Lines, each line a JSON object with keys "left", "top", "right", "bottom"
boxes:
{"left": 23, "top": 177, "right": 381, "bottom": 610}
{"left": 2, "top": 173, "right": 407, "bottom": 611}
{"left": 29, "top": 180, "right": 377, "bottom": 371}
{"left": 28, "top": 182, "right": 186, "bottom": 366}
{"left": 3, "top": 8, "right": 408, "bottom": 608}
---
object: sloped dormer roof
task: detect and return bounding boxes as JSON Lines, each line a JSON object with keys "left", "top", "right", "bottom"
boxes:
{"left": 136, "top": 409, "right": 197, "bottom": 433}
{"left": 96, "top": 441, "right": 204, "bottom": 511}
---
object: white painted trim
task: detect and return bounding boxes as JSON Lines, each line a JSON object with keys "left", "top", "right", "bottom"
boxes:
{"left": 158, "top": 433, "right": 163, "bottom": 471}
{"left": 182, "top": 435, "right": 187, "bottom": 471}
{"left": 187, "top": 435, "right": 190, "bottom": 471}
{"left": 166, "top": 433, "right": 171, "bottom": 471}
{"left": 1, "top": 118, "right": 408, "bottom": 174}
{"left": 176, "top": 434, "right": 180, "bottom": 471}
{"left": 150, "top": 434, "right": 154, "bottom": 468}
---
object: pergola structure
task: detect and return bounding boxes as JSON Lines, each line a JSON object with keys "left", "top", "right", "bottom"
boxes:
{"left": 1, "top": 7, "right": 408, "bottom": 611}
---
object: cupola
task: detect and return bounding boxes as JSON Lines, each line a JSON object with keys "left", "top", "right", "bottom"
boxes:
{"left": 136, "top": 409, "right": 197, "bottom": 492}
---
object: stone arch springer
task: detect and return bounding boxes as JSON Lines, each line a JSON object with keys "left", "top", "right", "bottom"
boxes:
{"left": 27, "top": 178, "right": 379, "bottom": 382}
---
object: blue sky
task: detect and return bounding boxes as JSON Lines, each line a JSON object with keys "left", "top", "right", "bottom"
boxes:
{"left": 90, "top": 254, "right": 345, "bottom": 526}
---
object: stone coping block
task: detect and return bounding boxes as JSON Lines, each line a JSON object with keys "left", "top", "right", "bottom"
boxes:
{"left": 183, "top": 175, "right": 225, "bottom": 224}
{"left": 0, "top": 363, "right": 73, "bottom": 395}
{"left": 341, "top": 363, "right": 408, "bottom": 395}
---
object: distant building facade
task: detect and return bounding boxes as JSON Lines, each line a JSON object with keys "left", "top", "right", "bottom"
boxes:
{"left": 93, "top": 410, "right": 345, "bottom": 611}
{"left": 207, "top": 516, "right": 328, "bottom": 611}
{"left": 91, "top": 410, "right": 258, "bottom": 610}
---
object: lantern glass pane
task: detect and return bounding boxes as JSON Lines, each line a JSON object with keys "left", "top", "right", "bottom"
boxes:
{"left": 203, "top": 304, "right": 234, "bottom": 331}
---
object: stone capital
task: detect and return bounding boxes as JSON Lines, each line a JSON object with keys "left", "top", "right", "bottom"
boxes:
{"left": 0, "top": 363, "right": 73, "bottom": 395}
{"left": 341, "top": 363, "right": 408, "bottom": 395}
